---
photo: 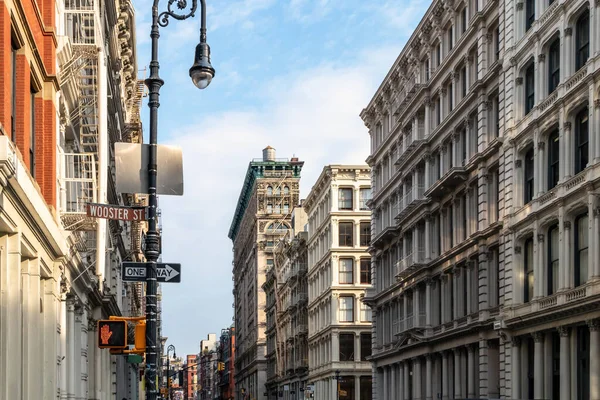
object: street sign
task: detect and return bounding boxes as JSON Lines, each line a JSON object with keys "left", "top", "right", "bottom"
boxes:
{"left": 121, "top": 262, "right": 182, "bottom": 283}
{"left": 87, "top": 202, "right": 147, "bottom": 221}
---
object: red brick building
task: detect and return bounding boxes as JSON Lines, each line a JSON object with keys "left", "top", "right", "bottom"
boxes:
{"left": 185, "top": 354, "right": 198, "bottom": 399}
{"left": 0, "top": 0, "right": 58, "bottom": 203}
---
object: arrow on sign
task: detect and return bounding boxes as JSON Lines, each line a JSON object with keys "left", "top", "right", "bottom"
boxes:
{"left": 156, "top": 264, "right": 180, "bottom": 282}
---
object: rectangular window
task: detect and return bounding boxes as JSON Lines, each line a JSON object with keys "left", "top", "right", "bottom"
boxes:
{"left": 339, "top": 376, "right": 356, "bottom": 400}
{"left": 339, "top": 333, "right": 355, "bottom": 361}
{"left": 448, "top": 205, "right": 454, "bottom": 248}
{"left": 425, "top": 58, "right": 430, "bottom": 81}
{"left": 461, "top": 66, "right": 467, "bottom": 98}
{"left": 30, "top": 88, "right": 35, "bottom": 177}
{"left": 11, "top": 42, "right": 17, "bottom": 143}
{"left": 360, "top": 222, "right": 371, "bottom": 247}
{"left": 448, "top": 82, "right": 453, "bottom": 112}
{"left": 495, "top": 25, "right": 500, "bottom": 61}
{"left": 526, "top": 0, "right": 535, "bottom": 31}
{"left": 524, "top": 238, "right": 534, "bottom": 302}
{"left": 461, "top": 7, "right": 467, "bottom": 34}
{"left": 548, "top": 39, "right": 560, "bottom": 94}
{"left": 339, "top": 222, "right": 353, "bottom": 247}
{"left": 548, "top": 131, "right": 560, "bottom": 189}
{"left": 577, "top": 326, "right": 590, "bottom": 400}
{"left": 548, "top": 225, "right": 559, "bottom": 295}
{"left": 551, "top": 332, "right": 561, "bottom": 399}
{"left": 494, "top": 94, "right": 500, "bottom": 137}
{"left": 360, "top": 258, "right": 371, "bottom": 284}
{"left": 576, "top": 10, "right": 590, "bottom": 70}
{"left": 448, "top": 26, "right": 453, "bottom": 51}
{"left": 339, "top": 258, "right": 354, "bottom": 284}
{"left": 267, "top": 203, "right": 273, "bottom": 213}
{"left": 575, "top": 108, "right": 589, "bottom": 174}
{"left": 339, "top": 188, "right": 353, "bottom": 210}
{"left": 339, "top": 296, "right": 354, "bottom": 322}
{"left": 436, "top": 43, "right": 441, "bottom": 67}
{"left": 359, "top": 188, "right": 371, "bottom": 210}
{"left": 524, "top": 148, "right": 535, "bottom": 203}
{"left": 575, "top": 214, "right": 589, "bottom": 287}
{"left": 360, "top": 302, "right": 372, "bottom": 322}
{"left": 436, "top": 97, "right": 441, "bottom": 125}
{"left": 525, "top": 63, "right": 535, "bottom": 114}
{"left": 360, "top": 334, "right": 372, "bottom": 361}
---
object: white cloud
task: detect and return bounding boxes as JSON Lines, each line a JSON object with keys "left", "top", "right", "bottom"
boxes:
{"left": 157, "top": 45, "right": 399, "bottom": 354}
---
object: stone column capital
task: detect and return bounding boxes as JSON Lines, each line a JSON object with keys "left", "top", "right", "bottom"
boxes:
{"left": 588, "top": 319, "right": 600, "bottom": 331}
{"left": 558, "top": 326, "right": 570, "bottom": 337}
{"left": 532, "top": 331, "right": 544, "bottom": 343}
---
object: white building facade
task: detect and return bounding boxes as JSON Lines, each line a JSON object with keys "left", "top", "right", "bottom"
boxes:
{"left": 305, "top": 165, "right": 373, "bottom": 400}
{"left": 362, "top": 0, "right": 600, "bottom": 399}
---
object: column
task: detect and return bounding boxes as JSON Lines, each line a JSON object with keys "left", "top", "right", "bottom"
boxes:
{"left": 533, "top": 332, "right": 544, "bottom": 400}
{"left": 564, "top": 27, "right": 572, "bottom": 80}
{"left": 390, "top": 365, "right": 397, "bottom": 400}
{"left": 399, "top": 363, "right": 405, "bottom": 400}
{"left": 383, "top": 367, "right": 389, "bottom": 400}
{"left": 535, "top": 229, "right": 544, "bottom": 298}
{"left": 511, "top": 337, "right": 521, "bottom": 400}
{"left": 454, "top": 349, "right": 462, "bottom": 399}
{"left": 442, "top": 352, "right": 449, "bottom": 400}
{"left": 558, "top": 205, "right": 566, "bottom": 290}
{"left": 424, "top": 154, "right": 431, "bottom": 190}
{"left": 467, "top": 345, "right": 476, "bottom": 398}
{"left": 440, "top": 276, "right": 447, "bottom": 323}
{"left": 404, "top": 362, "right": 410, "bottom": 400}
{"left": 452, "top": 271, "right": 458, "bottom": 320}
{"left": 537, "top": 140, "right": 545, "bottom": 196}
{"left": 559, "top": 109, "right": 567, "bottom": 181}
{"left": 589, "top": 193, "right": 597, "bottom": 282}
{"left": 426, "top": 355, "right": 433, "bottom": 400}
{"left": 537, "top": 54, "right": 546, "bottom": 104}
{"left": 595, "top": 100, "right": 600, "bottom": 162}
{"left": 426, "top": 279, "right": 432, "bottom": 326}
{"left": 594, "top": 206, "right": 600, "bottom": 278}
{"left": 425, "top": 215, "right": 432, "bottom": 260}
{"left": 67, "top": 298, "right": 76, "bottom": 400}
{"left": 564, "top": 221, "right": 572, "bottom": 289}
{"left": 559, "top": 326, "right": 571, "bottom": 400}
{"left": 465, "top": 57, "right": 471, "bottom": 92}
{"left": 466, "top": 263, "right": 472, "bottom": 315}
{"left": 331, "top": 185, "right": 339, "bottom": 212}
{"left": 588, "top": 320, "right": 600, "bottom": 400}
{"left": 414, "top": 357, "right": 422, "bottom": 400}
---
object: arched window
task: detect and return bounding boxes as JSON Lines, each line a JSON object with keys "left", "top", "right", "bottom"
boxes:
{"left": 548, "top": 38, "right": 560, "bottom": 94}
{"left": 575, "top": 107, "right": 589, "bottom": 174}
{"left": 267, "top": 186, "right": 273, "bottom": 195}
{"left": 283, "top": 185, "right": 290, "bottom": 195}
{"left": 267, "top": 222, "right": 288, "bottom": 233}
{"left": 576, "top": 9, "right": 590, "bottom": 70}
{"left": 274, "top": 186, "right": 281, "bottom": 195}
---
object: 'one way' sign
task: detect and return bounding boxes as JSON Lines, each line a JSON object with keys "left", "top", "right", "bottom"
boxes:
{"left": 121, "top": 262, "right": 181, "bottom": 283}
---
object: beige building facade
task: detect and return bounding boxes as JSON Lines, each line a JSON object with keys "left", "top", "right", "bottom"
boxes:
{"left": 362, "top": 0, "right": 600, "bottom": 399}
{"left": 229, "top": 147, "right": 304, "bottom": 400}
{"left": 304, "top": 165, "right": 373, "bottom": 400}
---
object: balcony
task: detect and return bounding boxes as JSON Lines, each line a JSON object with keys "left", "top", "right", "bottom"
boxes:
{"left": 293, "top": 293, "right": 307, "bottom": 307}
{"left": 60, "top": 153, "right": 98, "bottom": 231}
{"left": 395, "top": 134, "right": 427, "bottom": 172}
{"left": 395, "top": 184, "right": 428, "bottom": 223}
{"left": 396, "top": 249, "right": 426, "bottom": 280}
{"left": 370, "top": 225, "right": 398, "bottom": 249}
{"left": 424, "top": 166, "right": 468, "bottom": 199}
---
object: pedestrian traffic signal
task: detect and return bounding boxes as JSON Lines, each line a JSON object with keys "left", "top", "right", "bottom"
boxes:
{"left": 97, "top": 320, "right": 128, "bottom": 349}
{"left": 135, "top": 321, "right": 146, "bottom": 352}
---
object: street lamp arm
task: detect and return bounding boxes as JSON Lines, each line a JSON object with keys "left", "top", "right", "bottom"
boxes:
{"left": 158, "top": 0, "right": 199, "bottom": 27}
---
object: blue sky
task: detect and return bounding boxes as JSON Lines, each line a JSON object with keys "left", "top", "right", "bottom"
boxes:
{"left": 130, "top": 0, "right": 429, "bottom": 357}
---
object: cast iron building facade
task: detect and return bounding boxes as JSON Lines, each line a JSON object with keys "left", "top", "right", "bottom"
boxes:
{"left": 362, "top": 0, "right": 600, "bottom": 399}
{"left": 229, "top": 147, "right": 304, "bottom": 400}
{"left": 304, "top": 165, "right": 373, "bottom": 400}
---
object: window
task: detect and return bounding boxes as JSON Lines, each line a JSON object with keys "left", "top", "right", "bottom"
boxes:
{"left": 524, "top": 238, "right": 534, "bottom": 302}
{"left": 447, "top": 26, "right": 453, "bottom": 51}
{"left": 339, "top": 376, "right": 355, "bottom": 400}
{"left": 436, "top": 97, "right": 441, "bottom": 125}
{"left": 274, "top": 186, "right": 281, "bottom": 195}
{"left": 551, "top": 332, "right": 560, "bottom": 399}
{"left": 339, "top": 333, "right": 355, "bottom": 361}
{"left": 576, "top": 10, "right": 590, "bottom": 70}
{"left": 524, "top": 147, "right": 534, "bottom": 203}
{"left": 548, "top": 224, "right": 559, "bottom": 295}
{"left": 495, "top": 25, "right": 500, "bottom": 60}
{"left": 359, "top": 188, "right": 371, "bottom": 210}
{"left": 360, "top": 258, "right": 371, "bottom": 284}
{"left": 11, "top": 41, "right": 17, "bottom": 143}
{"left": 436, "top": 43, "right": 441, "bottom": 67}
{"left": 494, "top": 94, "right": 500, "bottom": 137}
{"left": 266, "top": 186, "right": 273, "bottom": 195}
{"left": 448, "top": 82, "right": 454, "bottom": 111}
{"left": 283, "top": 202, "right": 289, "bottom": 214}
{"left": 461, "top": 66, "right": 467, "bottom": 97}
{"left": 526, "top": 0, "right": 535, "bottom": 31}
{"left": 360, "top": 222, "right": 370, "bottom": 247}
{"left": 339, "top": 222, "right": 353, "bottom": 247}
{"left": 525, "top": 63, "right": 535, "bottom": 114}
{"left": 461, "top": 7, "right": 467, "bottom": 34}
{"left": 577, "top": 326, "right": 590, "bottom": 400}
{"left": 30, "top": 87, "right": 35, "bottom": 177}
{"left": 360, "top": 302, "right": 372, "bottom": 322}
{"left": 339, "top": 258, "right": 354, "bottom": 284}
{"left": 360, "top": 333, "right": 372, "bottom": 361}
{"left": 575, "top": 108, "right": 589, "bottom": 174}
{"left": 283, "top": 185, "right": 290, "bottom": 195}
{"left": 266, "top": 203, "right": 273, "bottom": 213}
{"left": 575, "top": 213, "right": 589, "bottom": 287}
{"left": 548, "top": 38, "right": 560, "bottom": 94}
{"left": 424, "top": 59, "right": 430, "bottom": 81}
{"left": 339, "top": 296, "right": 354, "bottom": 322}
{"left": 548, "top": 130, "right": 560, "bottom": 189}
{"left": 339, "top": 188, "right": 353, "bottom": 210}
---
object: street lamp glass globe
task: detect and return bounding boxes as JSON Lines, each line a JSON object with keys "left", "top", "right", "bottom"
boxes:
{"left": 191, "top": 69, "right": 213, "bottom": 89}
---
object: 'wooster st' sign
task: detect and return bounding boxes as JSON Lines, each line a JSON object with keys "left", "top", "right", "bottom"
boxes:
{"left": 86, "top": 202, "right": 147, "bottom": 222}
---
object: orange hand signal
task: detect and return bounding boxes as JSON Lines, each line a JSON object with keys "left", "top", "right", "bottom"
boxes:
{"left": 100, "top": 324, "right": 113, "bottom": 345}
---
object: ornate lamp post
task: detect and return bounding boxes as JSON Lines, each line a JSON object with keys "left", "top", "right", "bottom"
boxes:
{"left": 166, "top": 345, "right": 176, "bottom": 400}
{"left": 144, "top": 2, "right": 215, "bottom": 400}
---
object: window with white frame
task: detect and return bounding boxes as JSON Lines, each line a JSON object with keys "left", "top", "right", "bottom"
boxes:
{"left": 339, "top": 188, "right": 353, "bottom": 210}
{"left": 339, "top": 258, "right": 354, "bottom": 284}
{"left": 359, "top": 188, "right": 371, "bottom": 210}
{"left": 360, "top": 301, "right": 372, "bottom": 322}
{"left": 339, "top": 296, "right": 354, "bottom": 322}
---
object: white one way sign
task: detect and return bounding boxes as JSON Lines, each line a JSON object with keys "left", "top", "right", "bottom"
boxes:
{"left": 121, "top": 262, "right": 182, "bottom": 283}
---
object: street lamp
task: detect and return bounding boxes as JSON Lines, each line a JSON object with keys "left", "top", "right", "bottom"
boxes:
{"left": 144, "top": 2, "right": 215, "bottom": 400}
{"left": 166, "top": 345, "right": 176, "bottom": 400}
